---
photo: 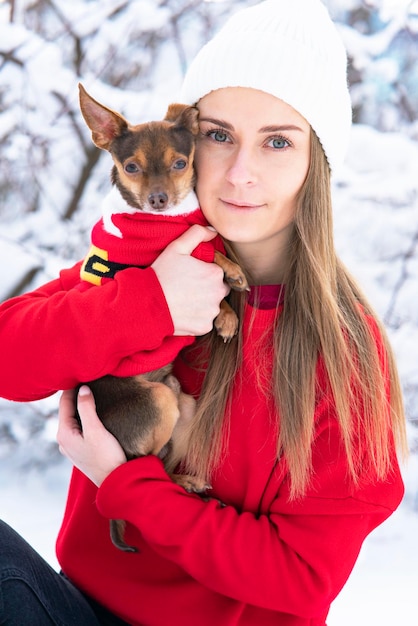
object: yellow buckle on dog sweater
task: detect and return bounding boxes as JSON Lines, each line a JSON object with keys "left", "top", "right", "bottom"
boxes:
{"left": 80, "top": 245, "right": 146, "bottom": 285}
{"left": 80, "top": 245, "right": 112, "bottom": 285}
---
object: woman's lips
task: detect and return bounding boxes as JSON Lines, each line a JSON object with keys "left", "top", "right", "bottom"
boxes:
{"left": 220, "top": 199, "right": 264, "bottom": 210}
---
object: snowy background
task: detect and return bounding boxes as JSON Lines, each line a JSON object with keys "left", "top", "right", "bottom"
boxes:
{"left": 1, "top": 0, "right": 418, "bottom": 623}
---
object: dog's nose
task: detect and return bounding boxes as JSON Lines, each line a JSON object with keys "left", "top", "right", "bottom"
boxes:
{"left": 148, "top": 192, "right": 168, "bottom": 211}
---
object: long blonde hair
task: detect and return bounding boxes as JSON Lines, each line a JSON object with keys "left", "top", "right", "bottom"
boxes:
{"left": 180, "top": 129, "right": 407, "bottom": 498}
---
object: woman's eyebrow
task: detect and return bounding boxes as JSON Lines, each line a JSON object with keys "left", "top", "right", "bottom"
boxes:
{"left": 198, "top": 118, "right": 304, "bottom": 133}
{"left": 260, "top": 125, "right": 304, "bottom": 133}
{"left": 199, "top": 117, "right": 234, "bottom": 130}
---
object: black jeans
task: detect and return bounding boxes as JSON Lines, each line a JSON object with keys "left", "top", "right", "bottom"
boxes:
{"left": 0, "top": 520, "right": 129, "bottom": 625}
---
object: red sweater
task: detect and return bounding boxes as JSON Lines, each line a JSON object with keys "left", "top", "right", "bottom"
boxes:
{"left": 0, "top": 264, "right": 404, "bottom": 625}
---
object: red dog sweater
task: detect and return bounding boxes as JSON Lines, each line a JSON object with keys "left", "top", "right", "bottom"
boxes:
{"left": 78, "top": 187, "right": 225, "bottom": 375}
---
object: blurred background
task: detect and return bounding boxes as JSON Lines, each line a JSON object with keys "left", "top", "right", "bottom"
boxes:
{"left": 0, "top": 1, "right": 417, "bottom": 622}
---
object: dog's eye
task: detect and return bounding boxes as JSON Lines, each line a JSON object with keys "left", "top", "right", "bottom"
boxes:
{"left": 172, "top": 159, "right": 187, "bottom": 170}
{"left": 125, "top": 162, "right": 140, "bottom": 174}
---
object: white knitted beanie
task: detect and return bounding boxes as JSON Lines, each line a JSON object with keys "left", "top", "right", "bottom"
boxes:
{"left": 180, "top": 0, "right": 352, "bottom": 173}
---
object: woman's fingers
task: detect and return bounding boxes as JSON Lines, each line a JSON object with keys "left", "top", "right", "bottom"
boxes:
{"left": 152, "top": 225, "right": 229, "bottom": 337}
{"left": 57, "top": 386, "right": 126, "bottom": 487}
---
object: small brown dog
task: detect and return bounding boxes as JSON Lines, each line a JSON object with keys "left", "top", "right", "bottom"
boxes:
{"left": 79, "top": 366, "right": 199, "bottom": 553}
{"left": 77, "top": 84, "right": 248, "bottom": 552}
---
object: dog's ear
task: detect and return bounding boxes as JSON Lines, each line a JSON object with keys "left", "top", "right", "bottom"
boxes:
{"left": 78, "top": 83, "right": 128, "bottom": 151}
{"left": 164, "top": 104, "right": 199, "bottom": 136}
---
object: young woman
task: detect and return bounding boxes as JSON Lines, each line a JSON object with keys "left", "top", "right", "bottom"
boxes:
{"left": 0, "top": 1, "right": 407, "bottom": 624}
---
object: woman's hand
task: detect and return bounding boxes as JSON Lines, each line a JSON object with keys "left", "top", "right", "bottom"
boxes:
{"left": 57, "top": 386, "right": 127, "bottom": 487}
{"left": 152, "top": 225, "right": 229, "bottom": 337}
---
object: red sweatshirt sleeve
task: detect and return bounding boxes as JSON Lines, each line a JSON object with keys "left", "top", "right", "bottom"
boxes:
{"left": 0, "top": 263, "right": 173, "bottom": 401}
{"left": 96, "top": 416, "right": 404, "bottom": 617}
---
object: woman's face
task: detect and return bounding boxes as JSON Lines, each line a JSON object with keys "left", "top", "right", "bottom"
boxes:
{"left": 195, "top": 87, "right": 311, "bottom": 280}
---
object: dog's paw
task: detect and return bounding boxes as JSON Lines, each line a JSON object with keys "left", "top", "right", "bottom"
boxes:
{"left": 224, "top": 269, "right": 250, "bottom": 292}
{"left": 214, "top": 309, "right": 239, "bottom": 343}
{"left": 171, "top": 474, "right": 211, "bottom": 493}
{"left": 213, "top": 251, "right": 249, "bottom": 292}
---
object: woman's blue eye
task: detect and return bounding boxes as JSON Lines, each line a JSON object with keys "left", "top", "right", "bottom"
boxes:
{"left": 270, "top": 137, "right": 289, "bottom": 149}
{"left": 208, "top": 130, "right": 229, "bottom": 142}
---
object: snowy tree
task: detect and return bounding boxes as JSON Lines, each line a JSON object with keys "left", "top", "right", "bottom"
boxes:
{"left": 328, "top": 0, "right": 418, "bottom": 132}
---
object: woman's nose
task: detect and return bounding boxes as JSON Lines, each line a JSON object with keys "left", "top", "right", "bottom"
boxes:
{"left": 225, "top": 148, "right": 256, "bottom": 186}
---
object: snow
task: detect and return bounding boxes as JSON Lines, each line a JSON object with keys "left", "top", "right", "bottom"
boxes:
{"left": 330, "top": 505, "right": 418, "bottom": 624}
{"left": 0, "top": 460, "right": 71, "bottom": 571}
{"left": 0, "top": 239, "right": 42, "bottom": 301}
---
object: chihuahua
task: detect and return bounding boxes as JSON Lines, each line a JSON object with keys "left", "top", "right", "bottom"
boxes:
{"left": 76, "top": 84, "right": 248, "bottom": 552}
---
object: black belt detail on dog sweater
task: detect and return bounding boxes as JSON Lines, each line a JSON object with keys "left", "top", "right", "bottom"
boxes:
{"left": 84, "top": 254, "right": 147, "bottom": 280}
